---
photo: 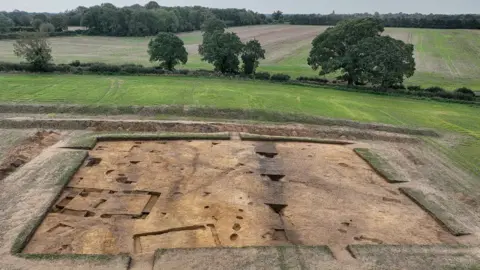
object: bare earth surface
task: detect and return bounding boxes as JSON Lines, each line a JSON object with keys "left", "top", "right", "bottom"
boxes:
{"left": 0, "top": 130, "right": 61, "bottom": 180}
{"left": 24, "top": 141, "right": 457, "bottom": 256}
{"left": 0, "top": 121, "right": 479, "bottom": 269}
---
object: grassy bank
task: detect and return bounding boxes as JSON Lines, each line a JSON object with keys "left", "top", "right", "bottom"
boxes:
{"left": 0, "top": 74, "right": 479, "bottom": 177}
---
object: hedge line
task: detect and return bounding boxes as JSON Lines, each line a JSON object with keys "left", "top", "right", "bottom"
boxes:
{"left": 0, "top": 30, "right": 86, "bottom": 40}
{"left": 296, "top": 76, "right": 478, "bottom": 102}
{"left": 0, "top": 61, "right": 478, "bottom": 104}
{"left": 0, "top": 61, "right": 292, "bottom": 81}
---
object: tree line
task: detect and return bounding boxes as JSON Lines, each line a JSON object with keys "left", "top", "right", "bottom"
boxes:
{"left": 286, "top": 13, "right": 480, "bottom": 29}
{"left": 9, "top": 17, "right": 477, "bottom": 101}
{"left": 0, "top": 1, "right": 266, "bottom": 36}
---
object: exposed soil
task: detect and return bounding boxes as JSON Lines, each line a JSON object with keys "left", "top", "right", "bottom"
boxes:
{"left": 23, "top": 140, "right": 457, "bottom": 257}
{"left": 0, "top": 130, "right": 60, "bottom": 181}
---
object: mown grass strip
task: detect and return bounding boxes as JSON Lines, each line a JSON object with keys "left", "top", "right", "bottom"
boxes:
{"left": 11, "top": 149, "right": 132, "bottom": 266}
{"left": 60, "top": 132, "right": 232, "bottom": 150}
{"left": 347, "top": 244, "right": 478, "bottom": 269}
{"left": 399, "top": 187, "right": 471, "bottom": 236}
{"left": 354, "top": 148, "right": 408, "bottom": 183}
{"left": 11, "top": 150, "right": 88, "bottom": 255}
{"left": 240, "top": 133, "right": 354, "bottom": 145}
{"left": 95, "top": 132, "right": 231, "bottom": 141}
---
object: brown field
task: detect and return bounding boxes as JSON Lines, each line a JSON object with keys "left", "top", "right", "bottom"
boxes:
{"left": 1, "top": 25, "right": 479, "bottom": 88}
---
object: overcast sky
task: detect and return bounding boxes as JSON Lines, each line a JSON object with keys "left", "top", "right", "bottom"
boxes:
{"left": 2, "top": 0, "right": 479, "bottom": 14}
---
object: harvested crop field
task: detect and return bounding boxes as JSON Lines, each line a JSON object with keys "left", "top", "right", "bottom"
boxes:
{"left": 1, "top": 25, "right": 479, "bottom": 88}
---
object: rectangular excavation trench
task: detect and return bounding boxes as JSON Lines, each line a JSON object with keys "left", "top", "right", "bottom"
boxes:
{"left": 22, "top": 140, "right": 459, "bottom": 257}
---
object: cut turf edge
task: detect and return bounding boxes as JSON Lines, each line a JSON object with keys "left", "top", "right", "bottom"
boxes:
{"left": 153, "top": 245, "right": 335, "bottom": 270}
{"left": 9, "top": 149, "right": 131, "bottom": 266}
{"left": 0, "top": 103, "right": 440, "bottom": 137}
{"left": 240, "top": 133, "right": 355, "bottom": 145}
{"left": 399, "top": 188, "right": 471, "bottom": 236}
{"left": 354, "top": 148, "right": 408, "bottom": 183}
{"left": 60, "top": 132, "right": 232, "bottom": 150}
{"left": 347, "top": 244, "right": 480, "bottom": 270}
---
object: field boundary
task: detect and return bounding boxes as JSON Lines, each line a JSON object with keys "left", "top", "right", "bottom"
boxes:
{"left": 0, "top": 118, "right": 428, "bottom": 144}
{"left": 0, "top": 104, "right": 439, "bottom": 137}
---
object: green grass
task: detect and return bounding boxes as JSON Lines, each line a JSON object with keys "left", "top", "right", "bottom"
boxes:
{"left": 240, "top": 133, "right": 353, "bottom": 145}
{"left": 399, "top": 187, "right": 471, "bottom": 236}
{"left": 11, "top": 150, "right": 88, "bottom": 255}
{"left": 354, "top": 148, "right": 408, "bottom": 183}
{"left": 1, "top": 26, "right": 479, "bottom": 89}
{"left": 0, "top": 74, "right": 479, "bottom": 178}
{"left": 63, "top": 132, "right": 231, "bottom": 149}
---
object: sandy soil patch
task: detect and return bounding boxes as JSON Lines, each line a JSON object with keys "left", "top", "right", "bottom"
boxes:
{"left": 24, "top": 140, "right": 456, "bottom": 256}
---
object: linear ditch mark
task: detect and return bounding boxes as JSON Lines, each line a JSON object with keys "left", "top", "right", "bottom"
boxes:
{"left": 134, "top": 235, "right": 143, "bottom": 254}
{"left": 142, "top": 194, "right": 160, "bottom": 214}
{"left": 207, "top": 224, "right": 221, "bottom": 246}
{"left": 46, "top": 223, "right": 74, "bottom": 233}
{"left": 133, "top": 225, "right": 208, "bottom": 253}
{"left": 346, "top": 246, "right": 357, "bottom": 259}
{"left": 85, "top": 157, "right": 102, "bottom": 167}
{"left": 93, "top": 199, "right": 107, "bottom": 209}
{"left": 134, "top": 225, "right": 207, "bottom": 238}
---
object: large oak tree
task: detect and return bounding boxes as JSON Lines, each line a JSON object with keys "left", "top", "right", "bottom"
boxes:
{"left": 308, "top": 18, "right": 415, "bottom": 87}
{"left": 148, "top": 32, "right": 188, "bottom": 70}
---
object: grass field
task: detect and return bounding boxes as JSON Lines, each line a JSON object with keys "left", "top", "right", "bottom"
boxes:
{"left": 0, "top": 74, "right": 479, "bottom": 177}
{"left": 0, "top": 25, "right": 479, "bottom": 89}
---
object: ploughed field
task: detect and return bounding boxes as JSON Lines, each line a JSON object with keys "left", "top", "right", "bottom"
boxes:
{"left": 1, "top": 25, "right": 479, "bottom": 89}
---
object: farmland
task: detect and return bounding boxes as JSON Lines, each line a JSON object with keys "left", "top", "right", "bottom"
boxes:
{"left": 2, "top": 16, "right": 480, "bottom": 269}
{"left": 1, "top": 25, "right": 480, "bottom": 89}
{"left": 0, "top": 73, "right": 479, "bottom": 177}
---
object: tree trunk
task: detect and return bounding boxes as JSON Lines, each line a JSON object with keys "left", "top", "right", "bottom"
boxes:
{"left": 347, "top": 77, "right": 354, "bottom": 85}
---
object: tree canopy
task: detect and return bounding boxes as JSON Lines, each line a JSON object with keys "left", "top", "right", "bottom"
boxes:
{"left": 272, "top": 11, "right": 283, "bottom": 21}
{"left": 201, "top": 17, "right": 226, "bottom": 34}
{"left": 39, "top": 23, "right": 55, "bottom": 33}
{"left": 308, "top": 18, "right": 384, "bottom": 85}
{"left": 145, "top": 1, "right": 160, "bottom": 10}
{"left": 349, "top": 36, "right": 415, "bottom": 87}
{"left": 0, "top": 13, "right": 14, "bottom": 33}
{"left": 199, "top": 31, "right": 244, "bottom": 74}
{"left": 148, "top": 32, "right": 188, "bottom": 70}
{"left": 241, "top": 39, "right": 265, "bottom": 75}
{"left": 286, "top": 13, "right": 480, "bottom": 29}
{"left": 13, "top": 33, "right": 52, "bottom": 71}
{"left": 70, "top": 4, "right": 264, "bottom": 36}
{"left": 308, "top": 18, "right": 415, "bottom": 87}
{"left": 50, "top": 14, "right": 68, "bottom": 31}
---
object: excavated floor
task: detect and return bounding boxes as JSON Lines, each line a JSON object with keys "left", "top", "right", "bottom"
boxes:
{"left": 23, "top": 140, "right": 457, "bottom": 256}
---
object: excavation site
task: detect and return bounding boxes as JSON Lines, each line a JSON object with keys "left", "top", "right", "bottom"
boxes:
{"left": 22, "top": 139, "right": 458, "bottom": 256}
